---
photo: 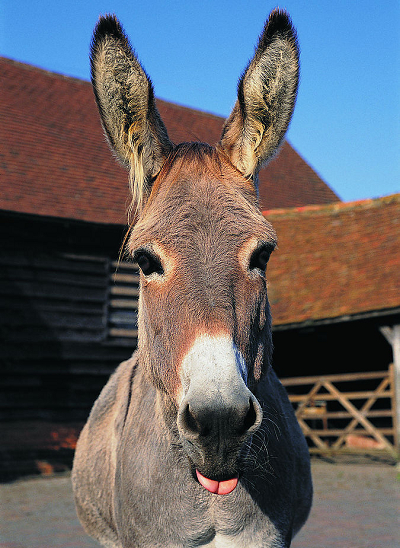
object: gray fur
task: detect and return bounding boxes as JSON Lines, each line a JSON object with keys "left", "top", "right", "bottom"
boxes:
{"left": 73, "top": 358, "right": 312, "bottom": 547}
{"left": 72, "top": 9, "right": 312, "bottom": 548}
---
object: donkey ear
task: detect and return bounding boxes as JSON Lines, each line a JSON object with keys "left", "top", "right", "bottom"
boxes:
{"left": 219, "top": 10, "right": 299, "bottom": 179}
{"left": 90, "top": 15, "right": 173, "bottom": 210}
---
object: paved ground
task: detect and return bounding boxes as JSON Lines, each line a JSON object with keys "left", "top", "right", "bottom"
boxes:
{"left": 1, "top": 460, "right": 399, "bottom": 548}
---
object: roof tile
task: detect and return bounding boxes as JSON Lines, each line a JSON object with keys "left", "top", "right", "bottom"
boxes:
{"left": 265, "top": 194, "right": 400, "bottom": 324}
{"left": 0, "top": 57, "right": 338, "bottom": 225}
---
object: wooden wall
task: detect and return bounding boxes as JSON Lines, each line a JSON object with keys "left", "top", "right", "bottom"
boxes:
{"left": 0, "top": 212, "right": 134, "bottom": 480}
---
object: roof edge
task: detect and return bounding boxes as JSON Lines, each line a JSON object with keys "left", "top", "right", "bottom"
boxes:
{"left": 0, "top": 55, "right": 91, "bottom": 86}
{"left": 272, "top": 306, "right": 400, "bottom": 331}
{"left": 1, "top": 56, "right": 228, "bottom": 121}
{"left": 283, "top": 139, "right": 340, "bottom": 200}
{"left": 156, "top": 97, "right": 227, "bottom": 122}
{"left": 263, "top": 192, "right": 400, "bottom": 218}
{"left": 0, "top": 208, "right": 127, "bottom": 229}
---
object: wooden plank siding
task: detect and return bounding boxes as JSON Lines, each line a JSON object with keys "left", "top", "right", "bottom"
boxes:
{"left": 1, "top": 252, "right": 108, "bottom": 342}
{"left": 0, "top": 249, "right": 132, "bottom": 417}
{"left": 0, "top": 213, "right": 136, "bottom": 479}
{"left": 108, "top": 260, "right": 139, "bottom": 342}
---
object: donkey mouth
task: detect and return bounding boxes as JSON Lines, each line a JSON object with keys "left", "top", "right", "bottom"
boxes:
{"left": 196, "top": 469, "right": 239, "bottom": 495}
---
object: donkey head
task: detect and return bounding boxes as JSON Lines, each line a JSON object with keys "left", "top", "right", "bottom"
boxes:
{"left": 91, "top": 10, "right": 299, "bottom": 495}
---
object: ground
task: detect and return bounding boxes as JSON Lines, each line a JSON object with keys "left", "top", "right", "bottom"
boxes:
{"left": 0, "top": 459, "right": 399, "bottom": 548}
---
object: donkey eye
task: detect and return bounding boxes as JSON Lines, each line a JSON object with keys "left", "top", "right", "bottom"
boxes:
{"left": 249, "top": 246, "right": 272, "bottom": 273}
{"left": 134, "top": 250, "right": 164, "bottom": 276}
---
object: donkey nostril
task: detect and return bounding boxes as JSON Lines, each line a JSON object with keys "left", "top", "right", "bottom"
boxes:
{"left": 243, "top": 399, "right": 256, "bottom": 431}
{"left": 178, "top": 394, "right": 262, "bottom": 441}
{"left": 179, "top": 403, "right": 213, "bottom": 438}
{"left": 240, "top": 397, "right": 261, "bottom": 435}
{"left": 181, "top": 403, "right": 200, "bottom": 436}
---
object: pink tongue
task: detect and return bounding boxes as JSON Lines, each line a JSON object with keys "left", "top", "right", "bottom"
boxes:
{"left": 196, "top": 470, "right": 238, "bottom": 495}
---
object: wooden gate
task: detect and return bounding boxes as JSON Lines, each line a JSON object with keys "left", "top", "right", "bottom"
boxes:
{"left": 281, "top": 367, "right": 397, "bottom": 457}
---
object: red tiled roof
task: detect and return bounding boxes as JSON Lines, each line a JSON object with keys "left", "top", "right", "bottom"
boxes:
{"left": 0, "top": 57, "right": 338, "bottom": 225}
{"left": 266, "top": 194, "right": 400, "bottom": 325}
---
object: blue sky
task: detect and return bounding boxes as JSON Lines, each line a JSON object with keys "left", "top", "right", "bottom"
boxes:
{"left": 1, "top": 0, "right": 399, "bottom": 202}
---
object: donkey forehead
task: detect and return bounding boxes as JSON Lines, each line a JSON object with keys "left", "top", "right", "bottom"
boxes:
{"left": 130, "top": 154, "right": 277, "bottom": 252}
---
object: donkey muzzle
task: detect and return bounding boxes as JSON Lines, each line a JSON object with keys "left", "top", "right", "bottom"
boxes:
{"left": 177, "top": 335, "right": 263, "bottom": 488}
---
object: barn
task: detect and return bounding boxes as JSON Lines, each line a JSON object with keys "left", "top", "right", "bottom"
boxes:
{"left": 1, "top": 57, "right": 399, "bottom": 479}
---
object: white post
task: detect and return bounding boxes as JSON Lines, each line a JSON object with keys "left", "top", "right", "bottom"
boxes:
{"left": 381, "top": 325, "right": 400, "bottom": 455}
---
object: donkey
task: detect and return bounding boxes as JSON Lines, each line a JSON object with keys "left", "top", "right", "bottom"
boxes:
{"left": 72, "top": 9, "right": 312, "bottom": 548}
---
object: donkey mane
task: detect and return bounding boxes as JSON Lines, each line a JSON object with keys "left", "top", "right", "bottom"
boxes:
{"left": 125, "top": 141, "right": 259, "bottom": 227}
{"left": 156, "top": 142, "right": 223, "bottom": 182}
